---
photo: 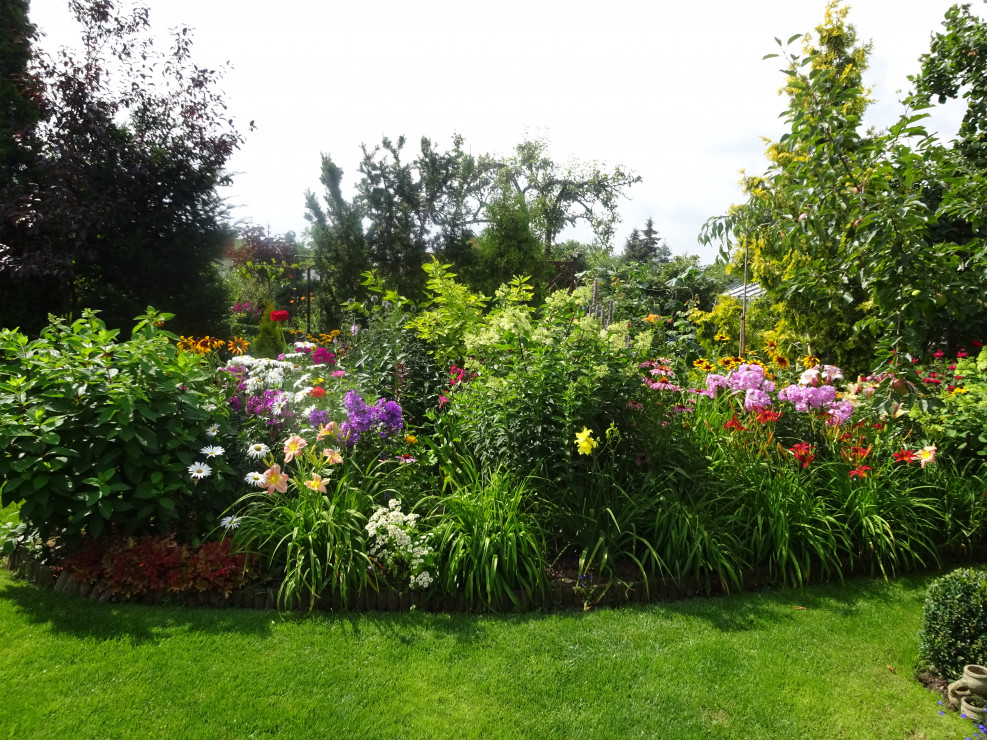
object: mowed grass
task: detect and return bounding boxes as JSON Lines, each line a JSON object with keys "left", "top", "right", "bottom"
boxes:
{"left": 0, "top": 567, "right": 976, "bottom": 739}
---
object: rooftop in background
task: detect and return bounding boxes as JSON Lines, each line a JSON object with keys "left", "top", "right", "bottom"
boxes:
{"left": 723, "top": 283, "right": 765, "bottom": 301}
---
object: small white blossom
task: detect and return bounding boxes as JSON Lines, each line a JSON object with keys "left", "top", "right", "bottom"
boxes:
{"left": 205, "top": 424, "right": 220, "bottom": 438}
{"left": 200, "top": 445, "right": 225, "bottom": 458}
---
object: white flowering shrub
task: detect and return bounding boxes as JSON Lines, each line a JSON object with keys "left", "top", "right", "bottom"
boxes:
{"left": 366, "top": 500, "right": 436, "bottom": 590}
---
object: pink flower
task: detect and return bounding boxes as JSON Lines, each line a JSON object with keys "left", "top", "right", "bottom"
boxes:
{"left": 323, "top": 448, "right": 343, "bottom": 465}
{"left": 331, "top": 370, "right": 346, "bottom": 377}
{"left": 304, "top": 475, "right": 327, "bottom": 493}
{"left": 916, "top": 446, "right": 937, "bottom": 469}
{"left": 283, "top": 435, "right": 308, "bottom": 463}
{"left": 263, "top": 464, "right": 289, "bottom": 495}
{"left": 438, "top": 395, "right": 449, "bottom": 409}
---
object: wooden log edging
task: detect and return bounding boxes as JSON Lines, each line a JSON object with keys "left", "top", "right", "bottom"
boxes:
{"left": 3, "top": 546, "right": 764, "bottom": 613}
{"left": 7, "top": 546, "right": 986, "bottom": 614}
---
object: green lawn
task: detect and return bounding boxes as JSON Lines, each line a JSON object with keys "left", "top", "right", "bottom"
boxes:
{"left": 0, "top": 567, "right": 977, "bottom": 739}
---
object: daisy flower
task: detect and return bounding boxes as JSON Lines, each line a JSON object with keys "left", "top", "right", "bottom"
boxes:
{"left": 246, "top": 443, "right": 270, "bottom": 459}
{"left": 205, "top": 423, "right": 220, "bottom": 438}
{"left": 244, "top": 471, "right": 266, "bottom": 487}
{"left": 220, "top": 515, "right": 241, "bottom": 530}
{"left": 188, "top": 461, "right": 212, "bottom": 481}
{"left": 200, "top": 445, "right": 225, "bottom": 458}
{"left": 202, "top": 403, "right": 217, "bottom": 412}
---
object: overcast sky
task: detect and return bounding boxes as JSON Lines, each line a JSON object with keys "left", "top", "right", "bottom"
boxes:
{"left": 27, "top": 0, "right": 984, "bottom": 263}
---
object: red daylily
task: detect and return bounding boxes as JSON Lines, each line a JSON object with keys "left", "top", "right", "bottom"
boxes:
{"left": 789, "top": 442, "right": 815, "bottom": 469}
{"left": 893, "top": 449, "right": 917, "bottom": 464}
{"left": 848, "top": 465, "right": 872, "bottom": 478}
{"left": 724, "top": 416, "right": 746, "bottom": 433}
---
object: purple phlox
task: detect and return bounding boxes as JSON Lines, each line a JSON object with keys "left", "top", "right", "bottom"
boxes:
{"left": 744, "top": 388, "right": 773, "bottom": 412}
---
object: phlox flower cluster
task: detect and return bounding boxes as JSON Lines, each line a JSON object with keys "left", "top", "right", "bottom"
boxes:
{"left": 245, "top": 388, "right": 293, "bottom": 427}
{"left": 226, "top": 356, "right": 296, "bottom": 394}
{"left": 366, "top": 500, "right": 434, "bottom": 590}
{"left": 704, "top": 363, "right": 776, "bottom": 411}
{"left": 340, "top": 390, "right": 403, "bottom": 445}
{"left": 777, "top": 364, "right": 854, "bottom": 426}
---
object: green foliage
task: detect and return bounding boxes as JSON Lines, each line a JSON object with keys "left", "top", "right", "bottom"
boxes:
{"left": 622, "top": 218, "right": 671, "bottom": 266}
{"left": 423, "top": 459, "right": 549, "bottom": 611}
{"left": 346, "top": 276, "right": 443, "bottom": 424}
{"left": 228, "top": 460, "right": 380, "bottom": 614}
{"left": 404, "top": 260, "right": 489, "bottom": 366}
{"left": 701, "top": 3, "right": 987, "bottom": 378}
{"left": 466, "top": 188, "right": 550, "bottom": 301}
{"left": 444, "top": 284, "right": 650, "bottom": 480}
{"left": 251, "top": 303, "right": 287, "bottom": 359}
{"left": 919, "top": 567, "right": 987, "bottom": 679}
{"left": 0, "top": 308, "right": 238, "bottom": 551}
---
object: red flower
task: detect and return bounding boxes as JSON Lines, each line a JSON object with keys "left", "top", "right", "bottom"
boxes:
{"left": 957, "top": 351, "right": 969, "bottom": 358}
{"left": 933, "top": 350, "right": 945, "bottom": 359}
{"left": 723, "top": 416, "right": 746, "bottom": 433}
{"left": 269, "top": 310, "right": 289, "bottom": 322}
{"left": 789, "top": 442, "right": 815, "bottom": 468}
{"left": 893, "top": 449, "right": 917, "bottom": 464}
{"left": 848, "top": 465, "right": 872, "bottom": 478}
{"left": 309, "top": 387, "right": 325, "bottom": 398}
{"left": 972, "top": 340, "right": 983, "bottom": 348}
{"left": 755, "top": 409, "right": 781, "bottom": 423}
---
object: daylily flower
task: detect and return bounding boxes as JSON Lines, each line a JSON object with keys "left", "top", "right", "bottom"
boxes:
{"left": 848, "top": 465, "right": 872, "bottom": 478}
{"left": 322, "top": 448, "right": 343, "bottom": 465}
{"left": 304, "top": 475, "right": 327, "bottom": 493}
{"left": 916, "top": 446, "right": 937, "bottom": 468}
{"left": 283, "top": 435, "right": 308, "bottom": 462}
{"left": 262, "top": 464, "right": 289, "bottom": 495}
{"left": 893, "top": 449, "right": 917, "bottom": 464}
{"left": 789, "top": 442, "right": 815, "bottom": 468}
{"left": 574, "top": 427, "right": 598, "bottom": 455}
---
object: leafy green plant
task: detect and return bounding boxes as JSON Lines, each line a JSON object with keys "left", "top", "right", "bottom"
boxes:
{"left": 423, "top": 459, "right": 548, "bottom": 610}
{"left": 0, "top": 308, "right": 238, "bottom": 552}
{"left": 919, "top": 567, "right": 987, "bottom": 679}
{"left": 226, "top": 454, "right": 383, "bottom": 614}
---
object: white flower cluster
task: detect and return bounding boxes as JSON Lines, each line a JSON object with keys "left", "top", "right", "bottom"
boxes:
{"left": 366, "top": 499, "right": 434, "bottom": 590}
{"left": 229, "top": 355, "right": 297, "bottom": 393}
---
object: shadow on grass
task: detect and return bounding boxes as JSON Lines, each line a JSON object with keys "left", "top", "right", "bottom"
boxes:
{"left": 0, "top": 565, "right": 965, "bottom": 648}
{"left": 0, "top": 573, "right": 274, "bottom": 644}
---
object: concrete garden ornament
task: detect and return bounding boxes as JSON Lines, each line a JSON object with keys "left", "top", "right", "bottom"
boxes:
{"left": 947, "top": 664, "right": 987, "bottom": 724}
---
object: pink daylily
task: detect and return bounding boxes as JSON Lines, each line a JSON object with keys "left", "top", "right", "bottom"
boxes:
{"left": 263, "top": 464, "right": 289, "bottom": 495}
{"left": 283, "top": 435, "right": 308, "bottom": 463}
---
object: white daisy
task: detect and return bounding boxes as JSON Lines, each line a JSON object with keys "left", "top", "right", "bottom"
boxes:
{"left": 188, "top": 462, "right": 212, "bottom": 480}
{"left": 244, "top": 471, "right": 266, "bottom": 487}
{"left": 219, "top": 515, "right": 241, "bottom": 530}
{"left": 200, "top": 445, "right": 225, "bottom": 458}
{"left": 205, "top": 423, "right": 220, "bottom": 438}
{"left": 202, "top": 403, "right": 217, "bottom": 412}
{"left": 246, "top": 442, "right": 270, "bottom": 459}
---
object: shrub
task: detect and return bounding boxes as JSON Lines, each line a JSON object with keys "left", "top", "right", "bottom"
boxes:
{"left": 0, "top": 308, "right": 239, "bottom": 551}
{"left": 919, "top": 567, "right": 987, "bottom": 679}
